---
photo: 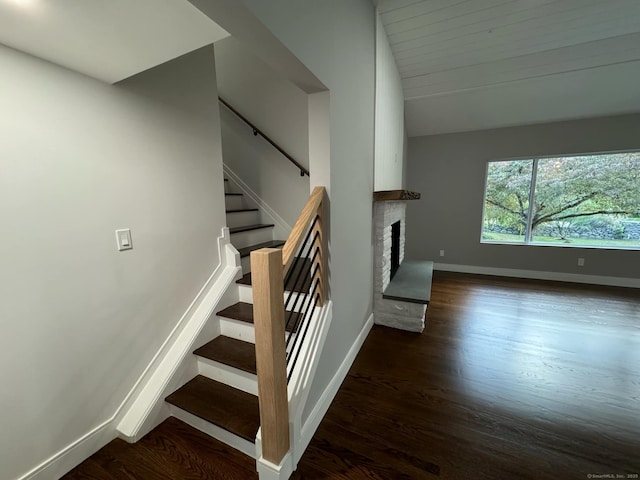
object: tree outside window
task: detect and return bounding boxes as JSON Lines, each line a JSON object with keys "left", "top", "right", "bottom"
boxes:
{"left": 481, "top": 152, "right": 640, "bottom": 249}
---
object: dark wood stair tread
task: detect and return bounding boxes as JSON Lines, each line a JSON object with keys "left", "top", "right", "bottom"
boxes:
{"left": 236, "top": 257, "right": 313, "bottom": 293}
{"left": 237, "top": 240, "right": 286, "bottom": 258}
{"left": 165, "top": 376, "right": 260, "bottom": 443}
{"left": 226, "top": 208, "right": 259, "bottom": 214}
{"left": 194, "top": 336, "right": 256, "bottom": 375}
{"left": 217, "top": 302, "right": 301, "bottom": 333}
{"left": 229, "top": 224, "right": 275, "bottom": 234}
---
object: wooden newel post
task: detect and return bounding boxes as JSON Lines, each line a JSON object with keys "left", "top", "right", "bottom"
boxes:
{"left": 250, "top": 248, "right": 290, "bottom": 465}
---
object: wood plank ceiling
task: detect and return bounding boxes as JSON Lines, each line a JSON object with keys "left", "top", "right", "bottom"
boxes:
{"left": 378, "top": 0, "right": 640, "bottom": 136}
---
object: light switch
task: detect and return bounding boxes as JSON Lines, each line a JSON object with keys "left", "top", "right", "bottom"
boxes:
{"left": 115, "top": 229, "right": 133, "bottom": 251}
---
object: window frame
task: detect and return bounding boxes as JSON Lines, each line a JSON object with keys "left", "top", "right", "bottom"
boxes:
{"left": 479, "top": 150, "right": 640, "bottom": 251}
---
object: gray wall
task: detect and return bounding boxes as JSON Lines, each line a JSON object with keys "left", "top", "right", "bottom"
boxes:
{"left": 406, "top": 114, "right": 640, "bottom": 280}
{"left": 0, "top": 45, "right": 226, "bottom": 480}
{"left": 215, "top": 36, "right": 310, "bottom": 226}
{"left": 374, "top": 12, "right": 405, "bottom": 191}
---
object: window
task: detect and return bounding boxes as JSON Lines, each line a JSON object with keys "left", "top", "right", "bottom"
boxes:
{"left": 481, "top": 152, "right": 640, "bottom": 249}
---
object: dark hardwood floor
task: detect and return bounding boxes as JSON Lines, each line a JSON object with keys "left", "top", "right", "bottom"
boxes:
{"left": 63, "top": 272, "right": 640, "bottom": 479}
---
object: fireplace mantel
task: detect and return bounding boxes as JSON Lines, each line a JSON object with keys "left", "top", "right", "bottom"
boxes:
{"left": 373, "top": 189, "right": 421, "bottom": 202}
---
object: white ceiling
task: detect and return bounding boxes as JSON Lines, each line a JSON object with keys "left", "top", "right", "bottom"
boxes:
{"left": 3, "top": 0, "right": 638, "bottom": 136}
{"left": 378, "top": 0, "right": 640, "bottom": 136}
{"left": 0, "top": 0, "right": 229, "bottom": 83}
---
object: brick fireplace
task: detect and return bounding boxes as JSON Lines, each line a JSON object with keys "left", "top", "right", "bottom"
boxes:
{"left": 373, "top": 190, "right": 430, "bottom": 333}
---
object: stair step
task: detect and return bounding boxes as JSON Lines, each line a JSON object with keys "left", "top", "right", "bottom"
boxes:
{"left": 165, "top": 376, "right": 260, "bottom": 444}
{"left": 229, "top": 224, "right": 275, "bottom": 234}
{"left": 226, "top": 209, "right": 261, "bottom": 229}
{"left": 229, "top": 225, "right": 274, "bottom": 249}
{"left": 226, "top": 208, "right": 259, "bottom": 214}
{"left": 236, "top": 257, "right": 313, "bottom": 294}
{"left": 217, "top": 302, "right": 301, "bottom": 333}
{"left": 194, "top": 336, "right": 256, "bottom": 375}
{"left": 224, "top": 193, "right": 246, "bottom": 211}
{"left": 237, "top": 240, "right": 286, "bottom": 258}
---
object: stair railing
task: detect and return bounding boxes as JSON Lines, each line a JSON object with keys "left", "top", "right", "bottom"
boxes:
{"left": 219, "top": 97, "right": 310, "bottom": 177}
{"left": 250, "top": 186, "right": 326, "bottom": 466}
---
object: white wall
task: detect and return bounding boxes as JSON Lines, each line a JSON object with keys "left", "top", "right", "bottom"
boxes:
{"left": 215, "top": 36, "right": 309, "bottom": 226}
{"left": 374, "top": 13, "right": 405, "bottom": 191}
{"left": 231, "top": 0, "right": 376, "bottom": 420}
{"left": 0, "top": 45, "right": 226, "bottom": 479}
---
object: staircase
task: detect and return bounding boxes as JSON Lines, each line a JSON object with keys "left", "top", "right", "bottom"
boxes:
{"left": 108, "top": 100, "right": 329, "bottom": 480}
{"left": 161, "top": 177, "right": 299, "bottom": 468}
{"left": 70, "top": 181, "right": 328, "bottom": 480}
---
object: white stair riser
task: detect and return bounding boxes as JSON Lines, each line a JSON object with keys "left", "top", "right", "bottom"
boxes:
{"left": 241, "top": 255, "right": 251, "bottom": 273}
{"left": 197, "top": 356, "right": 258, "bottom": 396}
{"left": 238, "top": 284, "right": 310, "bottom": 313}
{"left": 230, "top": 227, "right": 274, "bottom": 249}
{"left": 238, "top": 284, "right": 253, "bottom": 303}
{"left": 224, "top": 195, "right": 246, "bottom": 210}
{"left": 168, "top": 406, "right": 256, "bottom": 458}
{"left": 226, "top": 210, "right": 261, "bottom": 228}
{"left": 220, "top": 317, "right": 256, "bottom": 343}
{"left": 218, "top": 315, "right": 294, "bottom": 344}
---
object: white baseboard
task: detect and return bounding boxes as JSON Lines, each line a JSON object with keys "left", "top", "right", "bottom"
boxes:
{"left": 15, "top": 421, "right": 114, "bottom": 480}
{"left": 223, "top": 164, "right": 292, "bottom": 240}
{"left": 116, "top": 234, "right": 238, "bottom": 441}
{"left": 435, "top": 263, "right": 640, "bottom": 289}
{"left": 297, "top": 312, "right": 374, "bottom": 458}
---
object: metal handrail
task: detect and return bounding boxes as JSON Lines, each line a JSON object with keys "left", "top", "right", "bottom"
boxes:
{"left": 218, "top": 97, "right": 310, "bottom": 177}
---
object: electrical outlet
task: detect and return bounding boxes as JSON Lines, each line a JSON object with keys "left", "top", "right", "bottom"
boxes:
{"left": 440, "top": 249, "right": 445, "bottom": 257}
{"left": 577, "top": 257, "right": 585, "bottom": 267}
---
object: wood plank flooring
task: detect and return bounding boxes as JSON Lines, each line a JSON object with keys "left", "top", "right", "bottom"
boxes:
{"left": 63, "top": 272, "right": 640, "bottom": 479}
{"left": 63, "top": 417, "right": 258, "bottom": 479}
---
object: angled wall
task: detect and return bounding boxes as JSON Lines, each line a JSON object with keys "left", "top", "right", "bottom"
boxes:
{"left": 0, "top": 45, "right": 226, "bottom": 479}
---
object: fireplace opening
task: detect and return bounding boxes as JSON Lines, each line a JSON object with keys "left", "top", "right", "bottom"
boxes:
{"left": 390, "top": 220, "right": 401, "bottom": 280}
